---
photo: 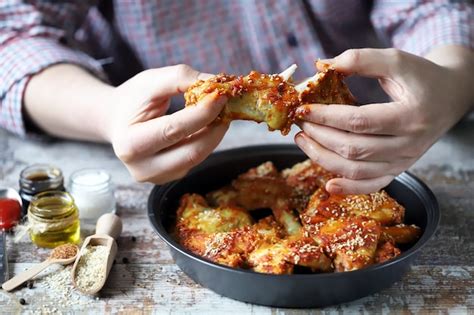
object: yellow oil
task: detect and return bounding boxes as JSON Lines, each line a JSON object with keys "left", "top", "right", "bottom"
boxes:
{"left": 28, "top": 191, "right": 81, "bottom": 248}
{"left": 29, "top": 219, "right": 80, "bottom": 248}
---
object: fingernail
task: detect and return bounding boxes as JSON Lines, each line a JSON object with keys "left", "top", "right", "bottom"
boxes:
{"left": 294, "top": 133, "right": 306, "bottom": 147}
{"left": 327, "top": 183, "right": 342, "bottom": 195}
{"left": 318, "top": 58, "right": 335, "bottom": 65}
{"left": 198, "top": 72, "right": 215, "bottom": 80}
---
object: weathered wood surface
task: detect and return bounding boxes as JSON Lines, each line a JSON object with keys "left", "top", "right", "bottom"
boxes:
{"left": 0, "top": 119, "right": 473, "bottom": 314}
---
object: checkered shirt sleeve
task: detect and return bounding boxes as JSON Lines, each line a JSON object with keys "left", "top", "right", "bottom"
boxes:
{"left": 0, "top": 1, "right": 105, "bottom": 136}
{"left": 371, "top": 0, "right": 473, "bottom": 56}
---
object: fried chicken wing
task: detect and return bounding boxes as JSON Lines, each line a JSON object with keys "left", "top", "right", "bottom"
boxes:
{"left": 375, "top": 241, "right": 401, "bottom": 264}
{"left": 176, "top": 193, "right": 253, "bottom": 255}
{"left": 296, "top": 61, "right": 356, "bottom": 105}
{"left": 185, "top": 71, "right": 299, "bottom": 134}
{"left": 311, "top": 217, "right": 381, "bottom": 272}
{"left": 206, "top": 162, "right": 302, "bottom": 235}
{"left": 232, "top": 162, "right": 289, "bottom": 209}
{"left": 248, "top": 243, "right": 294, "bottom": 274}
{"left": 281, "top": 159, "right": 339, "bottom": 211}
{"left": 302, "top": 188, "right": 405, "bottom": 226}
{"left": 202, "top": 216, "right": 285, "bottom": 268}
{"left": 381, "top": 224, "right": 422, "bottom": 244}
{"left": 247, "top": 231, "right": 331, "bottom": 274}
{"left": 231, "top": 162, "right": 302, "bottom": 235}
{"left": 283, "top": 236, "right": 332, "bottom": 272}
{"left": 206, "top": 162, "right": 280, "bottom": 208}
{"left": 206, "top": 185, "right": 239, "bottom": 207}
{"left": 184, "top": 62, "right": 355, "bottom": 135}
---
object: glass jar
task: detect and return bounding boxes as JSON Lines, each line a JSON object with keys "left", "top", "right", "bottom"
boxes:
{"left": 19, "top": 164, "right": 64, "bottom": 217}
{"left": 28, "top": 191, "right": 80, "bottom": 248}
{"left": 68, "top": 169, "right": 116, "bottom": 226}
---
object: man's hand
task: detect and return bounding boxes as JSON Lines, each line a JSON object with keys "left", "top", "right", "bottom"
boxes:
{"left": 104, "top": 65, "right": 228, "bottom": 184}
{"left": 295, "top": 47, "right": 473, "bottom": 194}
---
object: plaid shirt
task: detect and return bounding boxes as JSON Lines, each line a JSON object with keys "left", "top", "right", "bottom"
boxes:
{"left": 1, "top": 0, "right": 472, "bottom": 136}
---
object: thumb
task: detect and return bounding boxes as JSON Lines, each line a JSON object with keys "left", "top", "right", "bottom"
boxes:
{"left": 328, "top": 48, "right": 403, "bottom": 78}
{"left": 138, "top": 64, "right": 214, "bottom": 99}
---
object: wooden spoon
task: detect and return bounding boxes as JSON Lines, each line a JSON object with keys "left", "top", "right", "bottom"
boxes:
{"left": 71, "top": 213, "right": 122, "bottom": 294}
{"left": 2, "top": 243, "right": 79, "bottom": 291}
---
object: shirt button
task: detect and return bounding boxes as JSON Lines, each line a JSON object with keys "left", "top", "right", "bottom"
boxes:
{"left": 286, "top": 33, "right": 298, "bottom": 47}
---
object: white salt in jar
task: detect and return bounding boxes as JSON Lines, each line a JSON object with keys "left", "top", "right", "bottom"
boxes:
{"left": 69, "top": 169, "right": 116, "bottom": 227}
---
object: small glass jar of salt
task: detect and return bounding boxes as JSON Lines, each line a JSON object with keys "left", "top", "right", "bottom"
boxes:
{"left": 69, "top": 169, "right": 116, "bottom": 227}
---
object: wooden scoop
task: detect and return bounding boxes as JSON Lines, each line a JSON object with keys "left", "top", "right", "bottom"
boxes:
{"left": 71, "top": 213, "right": 122, "bottom": 294}
{"left": 2, "top": 243, "right": 79, "bottom": 291}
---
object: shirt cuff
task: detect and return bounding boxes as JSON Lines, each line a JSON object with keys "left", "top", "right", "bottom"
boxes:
{"left": 392, "top": 6, "right": 473, "bottom": 56}
{"left": 0, "top": 37, "right": 107, "bottom": 136}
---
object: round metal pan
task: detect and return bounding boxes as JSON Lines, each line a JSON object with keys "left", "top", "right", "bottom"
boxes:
{"left": 147, "top": 145, "right": 439, "bottom": 308}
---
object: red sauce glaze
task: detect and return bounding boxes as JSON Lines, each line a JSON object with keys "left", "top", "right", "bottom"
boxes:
{"left": 0, "top": 198, "right": 21, "bottom": 230}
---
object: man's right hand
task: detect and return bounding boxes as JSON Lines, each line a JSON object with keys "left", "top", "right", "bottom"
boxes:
{"left": 104, "top": 64, "right": 228, "bottom": 184}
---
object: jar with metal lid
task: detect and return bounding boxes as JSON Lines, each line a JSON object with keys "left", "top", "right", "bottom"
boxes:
{"left": 19, "top": 164, "right": 64, "bottom": 217}
{"left": 27, "top": 191, "right": 80, "bottom": 248}
{"left": 68, "top": 169, "right": 116, "bottom": 227}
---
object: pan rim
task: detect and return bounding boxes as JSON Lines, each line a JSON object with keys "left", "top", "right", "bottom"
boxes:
{"left": 147, "top": 144, "right": 440, "bottom": 279}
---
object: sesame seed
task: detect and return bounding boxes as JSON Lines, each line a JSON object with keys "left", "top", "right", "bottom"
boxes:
{"left": 75, "top": 245, "right": 108, "bottom": 292}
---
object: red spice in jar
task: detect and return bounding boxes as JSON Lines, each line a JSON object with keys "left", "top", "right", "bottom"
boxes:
{"left": 0, "top": 198, "right": 21, "bottom": 230}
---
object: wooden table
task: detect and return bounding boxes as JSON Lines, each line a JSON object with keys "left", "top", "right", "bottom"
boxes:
{"left": 1, "top": 119, "right": 473, "bottom": 314}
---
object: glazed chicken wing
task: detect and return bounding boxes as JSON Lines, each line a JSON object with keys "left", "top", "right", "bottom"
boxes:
{"left": 281, "top": 159, "right": 339, "bottom": 211}
{"left": 185, "top": 70, "right": 299, "bottom": 134}
{"left": 311, "top": 217, "right": 381, "bottom": 272}
{"left": 381, "top": 224, "right": 422, "bottom": 244}
{"left": 184, "top": 62, "right": 356, "bottom": 135}
{"left": 232, "top": 162, "right": 302, "bottom": 235}
{"left": 207, "top": 162, "right": 302, "bottom": 235}
{"left": 302, "top": 188, "right": 405, "bottom": 226}
{"left": 296, "top": 61, "right": 357, "bottom": 105}
{"left": 247, "top": 228, "right": 332, "bottom": 274}
{"left": 176, "top": 193, "right": 253, "bottom": 255}
{"left": 375, "top": 241, "right": 401, "bottom": 264}
{"left": 202, "top": 216, "right": 285, "bottom": 268}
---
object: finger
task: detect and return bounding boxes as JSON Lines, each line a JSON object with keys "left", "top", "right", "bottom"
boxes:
{"left": 328, "top": 48, "right": 406, "bottom": 78}
{"left": 123, "top": 92, "right": 227, "bottom": 160}
{"left": 294, "top": 132, "right": 401, "bottom": 180}
{"left": 138, "top": 64, "right": 214, "bottom": 99}
{"left": 325, "top": 175, "right": 395, "bottom": 195}
{"left": 297, "top": 121, "right": 412, "bottom": 161}
{"left": 131, "top": 122, "right": 229, "bottom": 184}
{"left": 296, "top": 102, "right": 405, "bottom": 135}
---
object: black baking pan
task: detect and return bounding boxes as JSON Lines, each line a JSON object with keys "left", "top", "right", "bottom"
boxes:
{"left": 147, "top": 145, "right": 439, "bottom": 308}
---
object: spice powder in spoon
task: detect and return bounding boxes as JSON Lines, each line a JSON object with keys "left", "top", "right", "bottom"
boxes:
{"left": 50, "top": 243, "right": 79, "bottom": 260}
